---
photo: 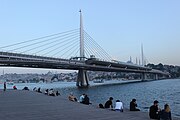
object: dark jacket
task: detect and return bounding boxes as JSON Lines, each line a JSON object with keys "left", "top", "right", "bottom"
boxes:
{"left": 104, "top": 100, "right": 113, "bottom": 108}
{"left": 149, "top": 105, "right": 159, "bottom": 119}
{"left": 82, "top": 96, "right": 90, "bottom": 105}
{"left": 160, "top": 110, "right": 172, "bottom": 120}
{"left": 130, "top": 101, "right": 138, "bottom": 111}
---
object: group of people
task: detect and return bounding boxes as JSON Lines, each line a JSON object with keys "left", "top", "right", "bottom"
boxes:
{"left": 3, "top": 82, "right": 17, "bottom": 91}
{"left": 2, "top": 83, "right": 60, "bottom": 97}
{"left": 33, "top": 87, "right": 60, "bottom": 96}
{"left": 98, "top": 97, "right": 139, "bottom": 112}
{"left": 33, "top": 87, "right": 42, "bottom": 93}
{"left": 149, "top": 100, "right": 172, "bottom": 120}
{"left": 98, "top": 97, "right": 172, "bottom": 120}
{"left": 68, "top": 93, "right": 91, "bottom": 105}
{"left": 99, "top": 97, "right": 124, "bottom": 112}
{"left": 46, "top": 88, "right": 60, "bottom": 96}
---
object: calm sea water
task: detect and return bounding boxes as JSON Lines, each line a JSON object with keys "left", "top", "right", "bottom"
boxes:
{"left": 58, "top": 79, "right": 180, "bottom": 118}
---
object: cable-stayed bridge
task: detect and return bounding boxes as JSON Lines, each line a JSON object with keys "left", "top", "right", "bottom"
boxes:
{"left": 0, "top": 11, "right": 169, "bottom": 87}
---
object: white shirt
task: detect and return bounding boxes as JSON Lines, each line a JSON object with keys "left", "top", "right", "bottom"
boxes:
{"left": 115, "top": 101, "right": 123, "bottom": 110}
{"left": 79, "top": 95, "right": 84, "bottom": 102}
{"left": 48, "top": 90, "right": 53, "bottom": 94}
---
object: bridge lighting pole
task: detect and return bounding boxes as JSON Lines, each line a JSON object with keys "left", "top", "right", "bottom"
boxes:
{"left": 155, "top": 74, "right": 159, "bottom": 80}
{"left": 76, "top": 10, "right": 89, "bottom": 87}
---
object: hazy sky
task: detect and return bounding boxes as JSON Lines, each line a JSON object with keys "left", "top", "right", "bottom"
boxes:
{"left": 0, "top": 0, "right": 180, "bottom": 74}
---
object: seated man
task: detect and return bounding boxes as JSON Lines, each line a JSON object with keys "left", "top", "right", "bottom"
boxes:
{"left": 22, "top": 86, "right": 29, "bottom": 90}
{"left": 79, "top": 94, "right": 85, "bottom": 103}
{"left": 33, "top": 87, "right": 37, "bottom": 91}
{"left": 114, "top": 100, "right": 123, "bottom": 112}
{"left": 104, "top": 97, "right": 113, "bottom": 109}
{"left": 49, "top": 89, "right": 56, "bottom": 96}
{"left": 56, "top": 91, "right": 60, "bottom": 96}
{"left": 149, "top": 100, "right": 160, "bottom": 119}
{"left": 82, "top": 94, "right": 91, "bottom": 105}
{"left": 130, "top": 99, "right": 140, "bottom": 111}
{"left": 44, "top": 89, "right": 49, "bottom": 95}
{"left": 37, "top": 87, "right": 42, "bottom": 93}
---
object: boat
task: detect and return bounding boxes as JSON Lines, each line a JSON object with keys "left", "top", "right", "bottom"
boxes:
{"left": 7, "top": 82, "right": 14, "bottom": 85}
{"left": 93, "top": 79, "right": 104, "bottom": 83}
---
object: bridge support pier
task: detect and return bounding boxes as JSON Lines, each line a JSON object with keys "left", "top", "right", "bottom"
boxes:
{"left": 76, "top": 69, "right": 89, "bottom": 87}
{"left": 142, "top": 73, "right": 147, "bottom": 81}
{"left": 154, "top": 74, "right": 159, "bottom": 80}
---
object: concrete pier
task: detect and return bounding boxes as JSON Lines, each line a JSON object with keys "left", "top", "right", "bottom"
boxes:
{"left": 76, "top": 69, "right": 89, "bottom": 87}
{"left": 0, "top": 90, "right": 178, "bottom": 120}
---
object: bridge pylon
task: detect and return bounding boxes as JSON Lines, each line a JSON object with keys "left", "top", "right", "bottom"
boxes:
{"left": 76, "top": 10, "right": 89, "bottom": 87}
{"left": 76, "top": 69, "right": 89, "bottom": 87}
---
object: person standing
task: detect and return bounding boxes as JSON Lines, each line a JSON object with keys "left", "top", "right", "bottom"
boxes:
{"left": 149, "top": 100, "right": 161, "bottom": 120}
{"left": 130, "top": 99, "right": 140, "bottom": 111}
{"left": 4, "top": 82, "right": 6, "bottom": 91}
{"left": 160, "top": 104, "right": 172, "bottom": 120}
{"left": 104, "top": 97, "right": 113, "bottom": 108}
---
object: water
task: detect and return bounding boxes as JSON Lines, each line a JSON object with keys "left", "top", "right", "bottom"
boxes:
{"left": 58, "top": 79, "right": 180, "bottom": 118}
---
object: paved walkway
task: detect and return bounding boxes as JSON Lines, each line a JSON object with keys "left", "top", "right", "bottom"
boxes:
{"left": 0, "top": 90, "right": 178, "bottom": 120}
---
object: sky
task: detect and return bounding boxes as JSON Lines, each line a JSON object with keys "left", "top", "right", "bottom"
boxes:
{"left": 0, "top": 0, "right": 180, "bottom": 74}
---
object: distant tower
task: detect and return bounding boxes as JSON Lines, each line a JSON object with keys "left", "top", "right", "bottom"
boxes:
{"left": 139, "top": 58, "right": 141, "bottom": 65}
{"left": 144, "top": 58, "right": 146, "bottom": 66}
{"left": 136, "top": 57, "right": 138, "bottom": 64}
{"left": 141, "top": 44, "right": 144, "bottom": 66}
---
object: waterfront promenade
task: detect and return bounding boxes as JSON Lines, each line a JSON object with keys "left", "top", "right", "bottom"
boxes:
{"left": 0, "top": 90, "right": 178, "bottom": 120}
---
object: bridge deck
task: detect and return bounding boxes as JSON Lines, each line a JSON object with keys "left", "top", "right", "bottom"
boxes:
{"left": 0, "top": 51, "right": 167, "bottom": 75}
{"left": 0, "top": 90, "right": 178, "bottom": 120}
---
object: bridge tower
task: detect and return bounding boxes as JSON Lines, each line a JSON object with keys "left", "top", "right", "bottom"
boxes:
{"left": 76, "top": 10, "right": 89, "bottom": 87}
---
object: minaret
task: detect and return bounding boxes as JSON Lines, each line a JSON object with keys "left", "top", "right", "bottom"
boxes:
{"left": 136, "top": 57, "right": 138, "bottom": 65}
{"left": 139, "top": 58, "right": 141, "bottom": 65}
{"left": 141, "top": 44, "right": 144, "bottom": 66}
{"left": 79, "top": 10, "right": 85, "bottom": 61}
